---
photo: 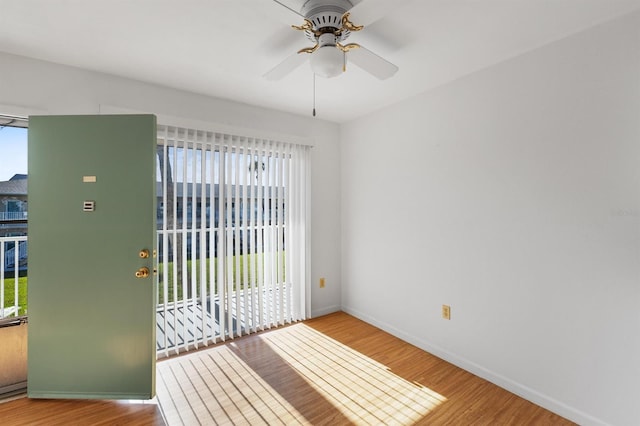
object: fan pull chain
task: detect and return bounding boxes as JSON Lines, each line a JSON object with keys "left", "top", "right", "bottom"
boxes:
{"left": 312, "top": 73, "right": 316, "bottom": 117}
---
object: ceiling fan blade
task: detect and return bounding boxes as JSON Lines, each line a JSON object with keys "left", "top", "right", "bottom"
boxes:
{"left": 264, "top": 52, "right": 309, "bottom": 81}
{"left": 348, "top": 0, "right": 415, "bottom": 26}
{"left": 348, "top": 46, "right": 398, "bottom": 80}
{"left": 242, "top": 0, "right": 302, "bottom": 26}
{"left": 271, "top": 0, "right": 304, "bottom": 20}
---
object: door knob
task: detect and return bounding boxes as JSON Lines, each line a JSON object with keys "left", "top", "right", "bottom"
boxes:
{"left": 139, "top": 249, "right": 150, "bottom": 258}
{"left": 135, "top": 267, "right": 150, "bottom": 278}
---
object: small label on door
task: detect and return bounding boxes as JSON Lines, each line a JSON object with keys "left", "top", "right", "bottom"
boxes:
{"left": 83, "top": 201, "right": 96, "bottom": 212}
{"left": 83, "top": 176, "right": 97, "bottom": 183}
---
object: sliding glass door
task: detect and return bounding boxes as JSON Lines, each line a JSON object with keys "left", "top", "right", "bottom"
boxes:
{"left": 155, "top": 125, "right": 310, "bottom": 357}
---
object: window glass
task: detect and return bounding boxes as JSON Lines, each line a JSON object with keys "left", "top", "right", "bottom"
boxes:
{"left": 0, "top": 121, "right": 28, "bottom": 319}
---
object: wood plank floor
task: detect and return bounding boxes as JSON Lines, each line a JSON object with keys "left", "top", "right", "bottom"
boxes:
{"left": 0, "top": 312, "right": 575, "bottom": 425}
{"left": 156, "top": 312, "right": 575, "bottom": 425}
{"left": 303, "top": 313, "right": 574, "bottom": 425}
{"left": 0, "top": 396, "right": 164, "bottom": 425}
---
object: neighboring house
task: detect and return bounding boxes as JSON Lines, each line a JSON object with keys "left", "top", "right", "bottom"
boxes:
{"left": 0, "top": 174, "right": 27, "bottom": 238}
{"left": 155, "top": 182, "right": 283, "bottom": 228}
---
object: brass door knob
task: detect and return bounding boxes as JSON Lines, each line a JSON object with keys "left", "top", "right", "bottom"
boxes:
{"left": 135, "top": 267, "right": 150, "bottom": 278}
{"left": 139, "top": 249, "right": 150, "bottom": 258}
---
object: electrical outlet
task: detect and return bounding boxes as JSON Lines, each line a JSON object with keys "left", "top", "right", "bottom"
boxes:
{"left": 319, "top": 278, "right": 325, "bottom": 288}
{"left": 442, "top": 305, "right": 451, "bottom": 320}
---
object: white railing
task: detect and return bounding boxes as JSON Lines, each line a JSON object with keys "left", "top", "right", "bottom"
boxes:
{"left": 155, "top": 224, "right": 288, "bottom": 356}
{"left": 0, "top": 236, "right": 28, "bottom": 318}
{"left": 4, "top": 239, "right": 27, "bottom": 269}
{"left": 0, "top": 211, "right": 28, "bottom": 221}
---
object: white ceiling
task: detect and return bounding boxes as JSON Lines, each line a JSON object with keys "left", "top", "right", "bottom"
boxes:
{"left": 0, "top": 0, "right": 639, "bottom": 123}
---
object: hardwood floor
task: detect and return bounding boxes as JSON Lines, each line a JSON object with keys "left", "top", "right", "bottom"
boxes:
{"left": 157, "top": 312, "right": 574, "bottom": 425}
{"left": 304, "top": 312, "right": 574, "bottom": 425}
{"left": 0, "top": 312, "right": 574, "bottom": 425}
{"left": 0, "top": 396, "right": 165, "bottom": 425}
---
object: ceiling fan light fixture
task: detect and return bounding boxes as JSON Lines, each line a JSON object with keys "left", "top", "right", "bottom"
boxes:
{"left": 310, "top": 46, "right": 344, "bottom": 78}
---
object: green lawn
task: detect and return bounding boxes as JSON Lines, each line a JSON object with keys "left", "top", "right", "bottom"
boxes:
{"left": 157, "top": 252, "right": 285, "bottom": 304}
{"left": 1, "top": 276, "right": 28, "bottom": 316}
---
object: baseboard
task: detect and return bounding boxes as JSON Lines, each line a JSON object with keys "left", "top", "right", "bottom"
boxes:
{"left": 0, "top": 381, "right": 27, "bottom": 400}
{"left": 310, "top": 305, "right": 341, "bottom": 318}
{"left": 341, "top": 305, "right": 608, "bottom": 426}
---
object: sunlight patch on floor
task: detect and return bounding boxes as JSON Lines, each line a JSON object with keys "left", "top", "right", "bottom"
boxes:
{"left": 157, "top": 345, "right": 309, "bottom": 425}
{"left": 156, "top": 323, "right": 445, "bottom": 425}
{"left": 260, "top": 324, "right": 446, "bottom": 425}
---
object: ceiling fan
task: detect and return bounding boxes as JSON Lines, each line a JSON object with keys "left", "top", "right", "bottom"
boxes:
{"left": 264, "top": 0, "right": 399, "bottom": 81}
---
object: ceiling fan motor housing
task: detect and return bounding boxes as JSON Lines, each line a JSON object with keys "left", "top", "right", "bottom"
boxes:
{"left": 300, "top": 0, "right": 356, "bottom": 43}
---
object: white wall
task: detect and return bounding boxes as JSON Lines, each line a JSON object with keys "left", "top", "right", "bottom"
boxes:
{"left": 0, "top": 52, "right": 342, "bottom": 317}
{"left": 341, "top": 11, "right": 640, "bottom": 426}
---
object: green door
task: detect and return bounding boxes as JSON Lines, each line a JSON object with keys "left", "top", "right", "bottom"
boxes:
{"left": 27, "top": 115, "right": 157, "bottom": 399}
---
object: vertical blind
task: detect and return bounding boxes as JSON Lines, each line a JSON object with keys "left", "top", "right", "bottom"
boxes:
{"left": 156, "top": 125, "right": 310, "bottom": 357}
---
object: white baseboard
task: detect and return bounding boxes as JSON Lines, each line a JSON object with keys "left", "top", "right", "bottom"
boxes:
{"left": 341, "top": 305, "right": 608, "bottom": 426}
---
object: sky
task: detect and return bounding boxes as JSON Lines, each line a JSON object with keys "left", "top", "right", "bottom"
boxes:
{"left": 0, "top": 126, "right": 28, "bottom": 181}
